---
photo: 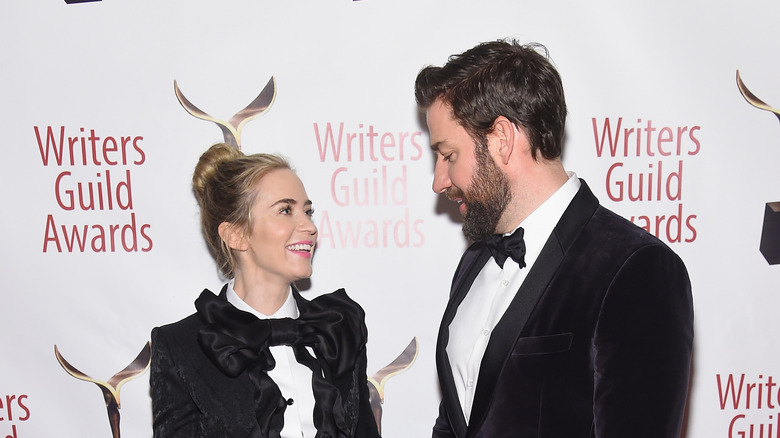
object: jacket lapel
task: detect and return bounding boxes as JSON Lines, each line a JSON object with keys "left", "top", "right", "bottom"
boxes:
{"left": 437, "top": 244, "right": 493, "bottom": 438}
{"left": 466, "top": 180, "right": 600, "bottom": 435}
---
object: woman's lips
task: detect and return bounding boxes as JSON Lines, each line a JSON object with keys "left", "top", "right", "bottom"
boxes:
{"left": 286, "top": 242, "right": 314, "bottom": 258}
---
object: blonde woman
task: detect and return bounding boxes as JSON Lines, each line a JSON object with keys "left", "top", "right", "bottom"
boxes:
{"left": 151, "top": 143, "right": 380, "bottom": 438}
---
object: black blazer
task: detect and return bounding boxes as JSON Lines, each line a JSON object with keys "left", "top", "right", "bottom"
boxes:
{"left": 150, "top": 287, "right": 380, "bottom": 438}
{"left": 433, "top": 180, "right": 694, "bottom": 438}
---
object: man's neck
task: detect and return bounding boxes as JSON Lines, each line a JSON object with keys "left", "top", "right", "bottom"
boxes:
{"left": 500, "top": 163, "right": 569, "bottom": 233}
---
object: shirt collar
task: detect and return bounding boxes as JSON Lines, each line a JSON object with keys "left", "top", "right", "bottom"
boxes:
{"left": 512, "top": 172, "right": 580, "bottom": 258}
{"left": 225, "top": 280, "right": 299, "bottom": 319}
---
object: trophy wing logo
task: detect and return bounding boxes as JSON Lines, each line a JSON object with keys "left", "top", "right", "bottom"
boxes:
{"left": 736, "top": 70, "right": 780, "bottom": 265}
{"left": 367, "top": 337, "right": 419, "bottom": 434}
{"left": 54, "top": 343, "right": 152, "bottom": 438}
{"left": 174, "top": 77, "right": 277, "bottom": 150}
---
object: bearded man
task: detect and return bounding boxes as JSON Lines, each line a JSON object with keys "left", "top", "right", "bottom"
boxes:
{"left": 415, "top": 39, "right": 693, "bottom": 438}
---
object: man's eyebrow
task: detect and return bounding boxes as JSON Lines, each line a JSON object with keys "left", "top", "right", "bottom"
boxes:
{"left": 431, "top": 141, "right": 443, "bottom": 152}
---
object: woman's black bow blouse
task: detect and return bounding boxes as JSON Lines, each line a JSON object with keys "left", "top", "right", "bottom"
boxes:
{"left": 150, "top": 286, "right": 381, "bottom": 438}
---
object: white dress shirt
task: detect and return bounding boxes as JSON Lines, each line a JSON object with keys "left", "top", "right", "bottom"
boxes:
{"left": 227, "top": 281, "right": 317, "bottom": 438}
{"left": 447, "top": 173, "right": 581, "bottom": 423}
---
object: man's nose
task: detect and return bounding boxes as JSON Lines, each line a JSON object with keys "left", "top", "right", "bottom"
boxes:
{"left": 432, "top": 160, "right": 451, "bottom": 194}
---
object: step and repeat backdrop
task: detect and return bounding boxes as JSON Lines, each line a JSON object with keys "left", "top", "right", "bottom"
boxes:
{"left": 2, "top": 1, "right": 779, "bottom": 436}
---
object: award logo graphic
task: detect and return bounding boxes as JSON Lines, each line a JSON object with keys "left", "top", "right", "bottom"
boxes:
{"left": 736, "top": 71, "right": 780, "bottom": 265}
{"left": 176, "top": 76, "right": 418, "bottom": 431}
{"left": 54, "top": 343, "right": 151, "bottom": 438}
{"left": 367, "top": 337, "right": 418, "bottom": 434}
{"left": 174, "top": 77, "right": 276, "bottom": 150}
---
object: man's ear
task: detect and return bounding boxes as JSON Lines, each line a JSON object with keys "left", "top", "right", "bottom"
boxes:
{"left": 218, "top": 222, "right": 247, "bottom": 251}
{"left": 490, "top": 116, "right": 518, "bottom": 165}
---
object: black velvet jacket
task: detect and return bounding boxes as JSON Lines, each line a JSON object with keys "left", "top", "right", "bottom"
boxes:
{"left": 150, "top": 286, "right": 380, "bottom": 438}
{"left": 433, "top": 180, "right": 694, "bottom": 438}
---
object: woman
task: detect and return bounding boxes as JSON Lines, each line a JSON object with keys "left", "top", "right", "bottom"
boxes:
{"left": 150, "top": 143, "right": 380, "bottom": 438}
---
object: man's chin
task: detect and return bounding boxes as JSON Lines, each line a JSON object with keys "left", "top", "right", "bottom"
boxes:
{"left": 462, "top": 220, "right": 493, "bottom": 242}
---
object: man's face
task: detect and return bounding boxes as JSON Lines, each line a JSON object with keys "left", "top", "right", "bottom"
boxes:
{"left": 427, "top": 100, "right": 511, "bottom": 242}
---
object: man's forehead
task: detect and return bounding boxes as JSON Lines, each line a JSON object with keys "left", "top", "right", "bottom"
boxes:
{"left": 428, "top": 98, "right": 454, "bottom": 119}
{"left": 427, "top": 101, "right": 479, "bottom": 153}
{"left": 426, "top": 101, "right": 455, "bottom": 140}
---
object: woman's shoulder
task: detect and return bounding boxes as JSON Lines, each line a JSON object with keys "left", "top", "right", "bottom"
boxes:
{"left": 150, "top": 312, "right": 211, "bottom": 371}
{"left": 151, "top": 312, "right": 203, "bottom": 346}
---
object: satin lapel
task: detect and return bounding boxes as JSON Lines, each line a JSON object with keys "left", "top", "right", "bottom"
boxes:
{"left": 437, "top": 244, "right": 493, "bottom": 438}
{"left": 466, "top": 180, "right": 600, "bottom": 435}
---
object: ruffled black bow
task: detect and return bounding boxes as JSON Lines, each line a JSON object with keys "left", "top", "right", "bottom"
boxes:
{"left": 195, "top": 287, "right": 365, "bottom": 438}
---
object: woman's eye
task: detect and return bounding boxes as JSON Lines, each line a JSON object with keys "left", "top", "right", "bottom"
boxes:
{"left": 279, "top": 206, "right": 291, "bottom": 214}
{"left": 305, "top": 209, "right": 315, "bottom": 217}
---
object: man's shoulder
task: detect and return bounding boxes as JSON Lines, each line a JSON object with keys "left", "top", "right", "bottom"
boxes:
{"left": 591, "top": 205, "right": 666, "bottom": 245}
{"left": 586, "top": 204, "right": 687, "bottom": 272}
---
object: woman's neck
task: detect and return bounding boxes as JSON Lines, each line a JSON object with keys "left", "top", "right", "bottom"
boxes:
{"left": 232, "top": 273, "right": 290, "bottom": 316}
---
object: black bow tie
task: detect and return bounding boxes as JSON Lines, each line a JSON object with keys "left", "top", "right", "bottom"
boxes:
{"left": 485, "top": 227, "right": 527, "bottom": 269}
{"left": 195, "top": 287, "right": 364, "bottom": 438}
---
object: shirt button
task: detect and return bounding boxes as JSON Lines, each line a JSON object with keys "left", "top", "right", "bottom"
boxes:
{"left": 482, "top": 329, "right": 490, "bottom": 336}
{"left": 467, "top": 379, "right": 474, "bottom": 387}
{"left": 502, "top": 279, "right": 509, "bottom": 286}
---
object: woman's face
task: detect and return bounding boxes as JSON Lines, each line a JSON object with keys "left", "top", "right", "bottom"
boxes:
{"left": 236, "top": 168, "right": 317, "bottom": 285}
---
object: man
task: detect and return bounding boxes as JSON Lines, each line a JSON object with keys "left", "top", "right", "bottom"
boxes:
{"left": 415, "top": 40, "right": 693, "bottom": 437}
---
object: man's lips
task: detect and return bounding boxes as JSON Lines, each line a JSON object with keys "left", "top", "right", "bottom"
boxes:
{"left": 445, "top": 191, "right": 467, "bottom": 216}
{"left": 453, "top": 197, "right": 467, "bottom": 215}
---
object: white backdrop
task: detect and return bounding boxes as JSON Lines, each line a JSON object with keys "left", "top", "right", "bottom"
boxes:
{"left": 2, "top": 1, "right": 780, "bottom": 437}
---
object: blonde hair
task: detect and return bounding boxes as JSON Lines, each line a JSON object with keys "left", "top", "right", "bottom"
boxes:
{"left": 192, "top": 143, "right": 291, "bottom": 278}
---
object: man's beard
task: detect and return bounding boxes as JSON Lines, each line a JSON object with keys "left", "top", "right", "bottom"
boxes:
{"left": 448, "top": 143, "right": 511, "bottom": 242}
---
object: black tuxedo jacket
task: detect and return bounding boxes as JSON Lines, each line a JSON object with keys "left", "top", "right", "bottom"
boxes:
{"left": 433, "top": 180, "right": 693, "bottom": 438}
{"left": 150, "top": 287, "right": 380, "bottom": 438}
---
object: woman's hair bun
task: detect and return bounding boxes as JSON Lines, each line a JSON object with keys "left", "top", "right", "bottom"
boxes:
{"left": 192, "top": 143, "right": 243, "bottom": 203}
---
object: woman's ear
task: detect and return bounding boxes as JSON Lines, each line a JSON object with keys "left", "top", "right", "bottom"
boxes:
{"left": 218, "top": 222, "right": 247, "bottom": 251}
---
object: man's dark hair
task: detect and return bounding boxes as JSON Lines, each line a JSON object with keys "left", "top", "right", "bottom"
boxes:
{"left": 415, "top": 39, "right": 567, "bottom": 160}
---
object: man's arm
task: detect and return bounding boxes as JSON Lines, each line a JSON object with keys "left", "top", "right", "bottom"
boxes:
{"left": 592, "top": 244, "right": 693, "bottom": 437}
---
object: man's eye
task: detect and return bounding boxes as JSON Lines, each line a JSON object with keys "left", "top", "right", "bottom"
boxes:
{"left": 280, "top": 206, "right": 291, "bottom": 214}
